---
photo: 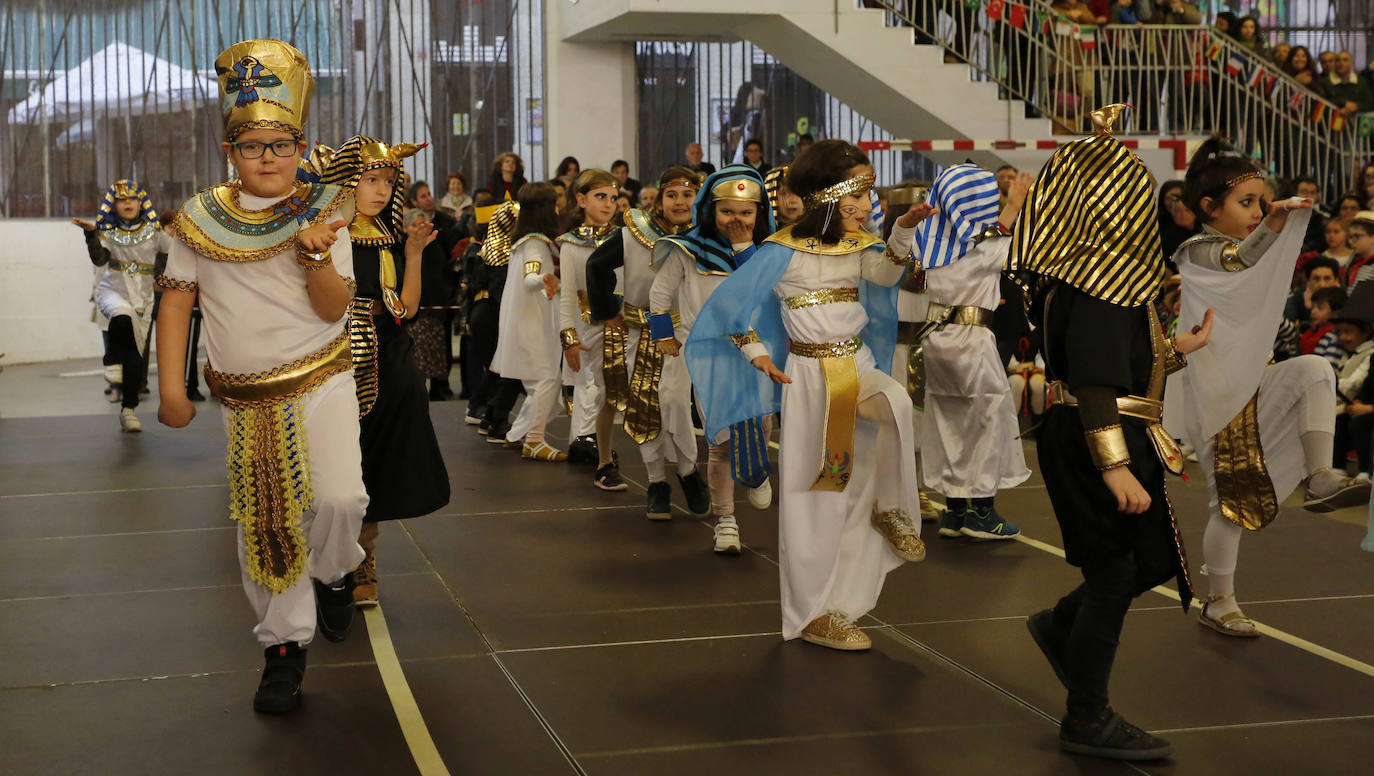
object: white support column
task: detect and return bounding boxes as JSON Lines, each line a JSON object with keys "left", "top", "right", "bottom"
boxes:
{"left": 388, "top": 0, "right": 435, "bottom": 187}
{"left": 544, "top": 0, "right": 637, "bottom": 173}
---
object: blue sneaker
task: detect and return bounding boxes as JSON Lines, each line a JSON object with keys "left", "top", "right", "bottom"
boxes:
{"left": 937, "top": 508, "right": 964, "bottom": 538}
{"left": 960, "top": 505, "right": 1019, "bottom": 540}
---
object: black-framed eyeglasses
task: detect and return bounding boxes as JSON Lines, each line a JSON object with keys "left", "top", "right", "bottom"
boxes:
{"left": 231, "top": 139, "right": 299, "bottom": 159}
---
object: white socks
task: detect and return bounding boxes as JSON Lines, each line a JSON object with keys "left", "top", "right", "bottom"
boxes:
{"left": 1203, "top": 512, "right": 1243, "bottom": 617}
{"left": 1299, "top": 430, "right": 1335, "bottom": 479}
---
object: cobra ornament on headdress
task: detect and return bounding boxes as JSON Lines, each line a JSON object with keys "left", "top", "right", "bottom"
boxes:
{"left": 913, "top": 164, "right": 1000, "bottom": 269}
{"left": 314, "top": 135, "right": 426, "bottom": 238}
{"left": 479, "top": 200, "right": 521, "bottom": 267}
{"left": 96, "top": 179, "right": 158, "bottom": 232}
{"left": 1007, "top": 103, "right": 1164, "bottom": 308}
{"left": 215, "top": 39, "right": 314, "bottom": 141}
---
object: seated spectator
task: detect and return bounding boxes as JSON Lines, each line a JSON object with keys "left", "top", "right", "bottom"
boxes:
{"left": 684, "top": 142, "right": 716, "bottom": 176}
{"left": 1345, "top": 211, "right": 1374, "bottom": 286}
{"left": 1271, "top": 42, "right": 1291, "bottom": 70}
{"left": 1285, "top": 46, "right": 1321, "bottom": 91}
{"left": 1337, "top": 193, "right": 1363, "bottom": 221}
{"left": 610, "top": 159, "right": 642, "bottom": 201}
{"left": 795, "top": 133, "right": 815, "bottom": 158}
{"left": 1233, "top": 15, "right": 1267, "bottom": 57}
{"left": 1297, "top": 214, "right": 1351, "bottom": 279}
{"left": 1331, "top": 286, "right": 1374, "bottom": 473}
{"left": 1319, "top": 51, "right": 1337, "bottom": 78}
{"left": 439, "top": 172, "right": 473, "bottom": 217}
{"left": 1214, "top": 11, "right": 1236, "bottom": 36}
{"left": 1302, "top": 285, "right": 1346, "bottom": 358}
{"left": 485, "top": 152, "right": 528, "bottom": 201}
{"left": 1324, "top": 51, "right": 1374, "bottom": 116}
{"left": 638, "top": 186, "right": 658, "bottom": 210}
{"left": 742, "top": 138, "right": 769, "bottom": 176}
{"left": 1285, "top": 256, "right": 1341, "bottom": 324}
{"left": 554, "top": 156, "right": 580, "bottom": 187}
{"left": 1110, "top": 0, "right": 1142, "bottom": 25}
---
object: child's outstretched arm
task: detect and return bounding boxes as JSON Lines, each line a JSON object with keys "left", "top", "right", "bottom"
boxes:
{"left": 298, "top": 219, "right": 352, "bottom": 322}
{"left": 156, "top": 288, "right": 197, "bottom": 428}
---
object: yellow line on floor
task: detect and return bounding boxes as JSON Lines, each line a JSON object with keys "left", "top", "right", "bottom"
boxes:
{"left": 362, "top": 606, "right": 450, "bottom": 776}
{"left": 1012, "top": 534, "right": 1374, "bottom": 679}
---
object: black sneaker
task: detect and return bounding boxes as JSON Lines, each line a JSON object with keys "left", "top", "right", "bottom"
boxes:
{"left": 253, "top": 642, "right": 307, "bottom": 715}
{"left": 568, "top": 434, "right": 599, "bottom": 464}
{"left": 476, "top": 418, "right": 491, "bottom": 436}
{"left": 677, "top": 469, "right": 711, "bottom": 515}
{"left": 595, "top": 461, "right": 628, "bottom": 491}
{"left": 646, "top": 481, "right": 672, "bottom": 520}
{"left": 186, "top": 387, "right": 206, "bottom": 402}
{"left": 313, "top": 576, "right": 356, "bottom": 643}
{"left": 1026, "top": 609, "right": 1071, "bottom": 691}
{"left": 484, "top": 421, "right": 511, "bottom": 444}
{"left": 1059, "top": 709, "right": 1173, "bottom": 761}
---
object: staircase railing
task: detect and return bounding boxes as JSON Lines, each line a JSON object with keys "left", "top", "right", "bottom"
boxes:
{"left": 867, "top": 0, "right": 1373, "bottom": 195}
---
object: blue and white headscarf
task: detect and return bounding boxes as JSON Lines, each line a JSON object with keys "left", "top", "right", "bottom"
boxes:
{"left": 914, "top": 164, "right": 1000, "bottom": 269}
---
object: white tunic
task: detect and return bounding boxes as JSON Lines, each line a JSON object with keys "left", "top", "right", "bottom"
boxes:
{"left": 492, "top": 236, "right": 561, "bottom": 381}
{"left": 162, "top": 190, "right": 356, "bottom": 374}
{"left": 96, "top": 225, "right": 174, "bottom": 348}
{"left": 918, "top": 236, "right": 1030, "bottom": 497}
{"left": 737, "top": 240, "right": 917, "bottom": 640}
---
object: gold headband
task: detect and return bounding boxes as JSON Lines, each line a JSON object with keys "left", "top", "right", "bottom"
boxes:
{"left": 712, "top": 177, "right": 764, "bottom": 203}
{"left": 662, "top": 177, "right": 700, "bottom": 193}
{"left": 1226, "top": 171, "right": 1262, "bottom": 189}
{"left": 802, "top": 173, "right": 876, "bottom": 211}
{"left": 111, "top": 180, "right": 139, "bottom": 200}
{"left": 886, "top": 186, "right": 928, "bottom": 206}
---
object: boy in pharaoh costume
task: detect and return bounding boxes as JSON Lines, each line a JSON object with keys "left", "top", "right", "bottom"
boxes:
{"left": 155, "top": 39, "right": 367, "bottom": 715}
{"left": 73, "top": 179, "right": 173, "bottom": 432}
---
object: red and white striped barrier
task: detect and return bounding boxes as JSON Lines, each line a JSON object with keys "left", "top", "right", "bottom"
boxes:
{"left": 858, "top": 138, "right": 1190, "bottom": 171}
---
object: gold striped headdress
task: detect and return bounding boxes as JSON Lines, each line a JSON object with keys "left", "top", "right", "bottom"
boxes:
{"left": 1007, "top": 104, "right": 1164, "bottom": 308}
{"left": 480, "top": 200, "right": 521, "bottom": 266}
{"left": 310, "top": 136, "right": 426, "bottom": 239}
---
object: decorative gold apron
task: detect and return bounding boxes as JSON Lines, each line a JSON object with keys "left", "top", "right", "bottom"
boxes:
{"left": 790, "top": 334, "right": 863, "bottom": 492}
{"left": 204, "top": 332, "right": 353, "bottom": 593}
{"left": 621, "top": 302, "right": 681, "bottom": 444}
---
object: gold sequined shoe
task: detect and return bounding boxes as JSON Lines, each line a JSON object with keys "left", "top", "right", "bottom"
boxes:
{"left": 801, "top": 611, "right": 871, "bottom": 651}
{"left": 919, "top": 490, "right": 942, "bottom": 522}
{"left": 522, "top": 441, "right": 569, "bottom": 462}
{"left": 871, "top": 503, "right": 927, "bottom": 562}
{"left": 1197, "top": 596, "right": 1259, "bottom": 638}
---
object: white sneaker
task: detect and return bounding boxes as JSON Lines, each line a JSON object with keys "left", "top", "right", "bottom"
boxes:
{"left": 747, "top": 478, "right": 772, "bottom": 510}
{"left": 119, "top": 407, "right": 142, "bottom": 433}
{"left": 712, "top": 515, "right": 741, "bottom": 554}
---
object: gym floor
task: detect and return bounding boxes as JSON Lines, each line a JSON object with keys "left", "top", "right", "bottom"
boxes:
{"left": 2, "top": 358, "right": 1371, "bottom": 775}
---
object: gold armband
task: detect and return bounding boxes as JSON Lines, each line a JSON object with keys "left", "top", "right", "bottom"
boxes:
{"left": 524, "top": 260, "right": 541, "bottom": 276}
{"left": 730, "top": 330, "right": 761, "bottom": 349}
{"left": 297, "top": 246, "right": 333, "bottom": 271}
{"left": 1084, "top": 424, "right": 1131, "bottom": 471}
{"left": 560, "top": 328, "right": 581, "bottom": 349}
{"left": 1219, "top": 243, "right": 1245, "bottom": 272}
{"left": 884, "top": 245, "right": 910, "bottom": 266}
{"left": 1163, "top": 336, "right": 1188, "bottom": 375}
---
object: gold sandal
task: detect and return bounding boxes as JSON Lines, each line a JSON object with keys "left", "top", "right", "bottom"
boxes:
{"left": 522, "top": 441, "right": 569, "bottom": 462}
{"left": 1198, "top": 596, "right": 1259, "bottom": 638}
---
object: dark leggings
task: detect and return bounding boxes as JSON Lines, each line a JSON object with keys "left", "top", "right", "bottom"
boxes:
{"left": 466, "top": 300, "right": 501, "bottom": 414}
{"left": 1050, "top": 552, "right": 1139, "bottom": 721}
{"left": 107, "top": 315, "right": 144, "bottom": 410}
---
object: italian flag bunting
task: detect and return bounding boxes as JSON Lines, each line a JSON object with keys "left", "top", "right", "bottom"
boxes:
{"left": 1079, "top": 26, "right": 1096, "bottom": 49}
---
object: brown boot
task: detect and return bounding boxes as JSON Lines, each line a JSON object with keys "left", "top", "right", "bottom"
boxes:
{"left": 353, "top": 522, "right": 380, "bottom": 607}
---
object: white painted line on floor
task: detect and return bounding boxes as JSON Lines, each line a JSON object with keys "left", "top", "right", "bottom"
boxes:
{"left": 1153, "top": 712, "right": 1374, "bottom": 735}
{"left": 1013, "top": 532, "right": 1374, "bottom": 679}
{"left": 0, "top": 483, "right": 226, "bottom": 499}
{"left": 363, "top": 606, "right": 450, "bottom": 776}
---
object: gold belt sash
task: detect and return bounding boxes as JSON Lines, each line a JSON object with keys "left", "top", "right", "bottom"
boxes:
{"left": 109, "top": 258, "right": 156, "bottom": 275}
{"left": 204, "top": 331, "right": 353, "bottom": 594}
{"left": 1047, "top": 380, "right": 1183, "bottom": 477}
{"left": 790, "top": 334, "right": 863, "bottom": 491}
{"left": 926, "top": 302, "right": 995, "bottom": 328}
{"left": 782, "top": 287, "right": 859, "bottom": 310}
{"left": 347, "top": 298, "right": 379, "bottom": 418}
{"left": 622, "top": 304, "right": 681, "bottom": 444}
{"left": 896, "top": 322, "right": 927, "bottom": 409}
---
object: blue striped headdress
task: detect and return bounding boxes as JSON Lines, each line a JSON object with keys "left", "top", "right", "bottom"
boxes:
{"left": 913, "top": 164, "right": 1000, "bottom": 269}
{"left": 96, "top": 179, "right": 158, "bottom": 231}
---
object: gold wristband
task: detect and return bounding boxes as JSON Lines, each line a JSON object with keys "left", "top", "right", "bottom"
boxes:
{"left": 730, "top": 330, "right": 761, "bottom": 349}
{"left": 884, "top": 245, "right": 910, "bottom": 266}
{"left": 1084, "top": 424, "right": 1131, "bottom": 471}
{"left": 1163, "top": 337, "right": 1188, "bottom": 374}
{"left": 560, "top": 328, "right": 581, "bottom": 349}
{"left": 297, "top": 246, "right": 333, "bottom": 271}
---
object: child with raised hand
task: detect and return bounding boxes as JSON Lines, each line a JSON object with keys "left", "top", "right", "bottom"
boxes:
{"left": 1171, "top": 137, "right": 1370, "bottom": 639}
{"left": 73, "top": 180, "right": 172, "bottom": 432}
{"left": 155, "top": 39, "right": 367, "bottom": 715}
